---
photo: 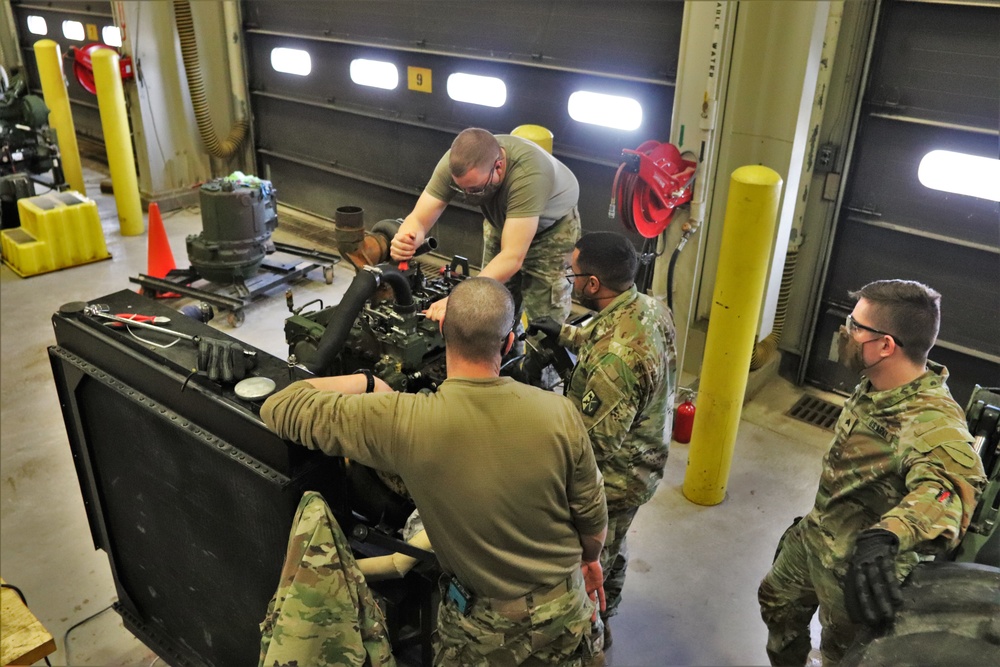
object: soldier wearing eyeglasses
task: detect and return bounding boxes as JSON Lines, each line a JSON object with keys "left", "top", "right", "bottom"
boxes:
{"left": 528, "top": 232, "right": 677, "bottom": 651}
{"left": 758, "top": 279, "right": 986, "bottom": 666}
{"left": 390, "top": 128, "right": 581, "bottom": 349}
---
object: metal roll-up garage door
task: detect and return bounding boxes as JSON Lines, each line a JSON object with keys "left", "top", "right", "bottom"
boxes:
{"left": 9, "top": 0, "right": 115, "bottom": 147}
{"left": 242, "top": 1, "right": 683, "bottom": 262}
{"left": 806, "top": 0, "right": 1000, "bottom": 406}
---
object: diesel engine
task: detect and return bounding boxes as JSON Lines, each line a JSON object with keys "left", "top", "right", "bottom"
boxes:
{"left": 285, "top": 256, "right": 470, "bottom": 392}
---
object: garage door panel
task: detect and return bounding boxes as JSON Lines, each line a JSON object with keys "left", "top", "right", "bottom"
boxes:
{"left": 846, "top": 117, "right": 1000, "bottom": 247}
{"left": 253, "top": 95, "right": 450, "bottom": 194}
{"left": 248, "top": 33, "right": 673, "bottom": 164}
{"left": 11, "top": 1, "right": 115, "bottom": 142}
{"left": 824, "top": 222, "right": 999, "bottom": 357}
{"left": 869, "top": 1, "right": 999, "bottom": 128}
{"left": 243, "top": 1, "right": 681, "bottom": 81}
{"left": 244, "top": 1, "right": 681, "bottom": 268}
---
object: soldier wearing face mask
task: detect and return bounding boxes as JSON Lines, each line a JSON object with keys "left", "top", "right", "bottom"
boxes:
{"left": 390, "top": 129, "right": 581, "bottom": 363}
{"left": 758, "top": 279, "right": 986, "bottom": 666}
{"left": 527, "top": 232, "right": 677, "bottom": 651}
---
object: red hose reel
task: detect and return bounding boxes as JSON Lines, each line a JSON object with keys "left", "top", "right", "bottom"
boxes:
{"left": 70, "top": 43, "right": 134, "bottom": 94}
{"left": 611, "top": 141, "right": 696, "bottom": 238}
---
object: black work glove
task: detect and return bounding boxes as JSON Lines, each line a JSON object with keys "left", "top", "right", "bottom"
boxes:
{"left": 197, "top": 337, "right": 253, "bottom": 383}
{"left": 844, "top": 528, "right": 904, "bottom": 627}
{"left": 526, "top": 316, "right": 562, "bottom": 340}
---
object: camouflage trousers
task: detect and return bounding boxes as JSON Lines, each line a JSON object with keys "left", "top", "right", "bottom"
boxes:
{"left": 483, "top": 208, "right": 581, "bottom": 330}
{"left": 434, "top": 568, "right": 596, "bottom": 666}
{"left": 757, "top": 519, "right": 859, "bottom": 666}
{"left": 259, "top": 491, "right": 395, "bottom": 667}
{"left": 599, "top": 506, "right": 639, "bottom": 620}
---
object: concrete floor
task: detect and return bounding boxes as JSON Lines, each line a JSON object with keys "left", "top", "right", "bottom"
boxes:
{"left": 1, "top": 163, "right": 837, "bottom": 666}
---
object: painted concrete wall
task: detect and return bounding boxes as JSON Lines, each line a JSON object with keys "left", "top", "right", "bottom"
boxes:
{"left": 118, "top": 0, "right": 251, "bottom": 208}
{"left": 670, "top": 1, "right": 845, "bottom": 377}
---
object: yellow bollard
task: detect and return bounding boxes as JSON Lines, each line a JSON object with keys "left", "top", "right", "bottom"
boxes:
{"left": 683, "top": 165, "right": 783, "bottom": 506}
{"left": 92, "top": 48, "right": 144, "bottom": 236}
{"left": 511, "top": 124, "right": 554, "bottom": 154}
{"left": 33, "top": 40, "right": 85, "bottom": 195}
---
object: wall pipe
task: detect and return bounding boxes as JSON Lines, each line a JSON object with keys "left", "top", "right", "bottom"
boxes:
{"left": 683, "top": 166, "right": 782, "bottom": 506}
{"left": 173, "top": 0, "right": 248, "bottom": 160}
{"left": 221, "top": 1, "right": 250, "bottom": 125}
{"left": 32, "top": 40, "right": 85, "bottom": 194}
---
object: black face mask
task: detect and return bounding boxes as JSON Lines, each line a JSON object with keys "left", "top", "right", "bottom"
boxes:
{"left": 461, "top": 181, "right": 501, "bottom": 207}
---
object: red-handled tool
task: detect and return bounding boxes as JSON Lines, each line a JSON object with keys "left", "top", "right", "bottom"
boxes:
{"left": 106, "top": 313, "right": 172, "bottom": 328}
{"left": 114, "top": 313, "right": 171, "bottom": 324}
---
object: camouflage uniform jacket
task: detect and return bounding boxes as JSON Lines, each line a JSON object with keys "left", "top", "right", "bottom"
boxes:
{"left": 802, "top": 362, "right": 986, "bottom": 573}
{"left": 561, "top": 286, "right": 677, "bottom": 512}
{"left": 259, "top": 491, "right": 394, "bottom": 667}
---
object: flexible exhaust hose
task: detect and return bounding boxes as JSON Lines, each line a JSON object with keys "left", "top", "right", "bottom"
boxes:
{"left": 305, "top": 264, "right": 413, "bottom": 374}
{"left": 750, "top": 244, "right": 799, "bottom": 370}
{"left": 173, "top": 1, "right": 248, "bottom": 159}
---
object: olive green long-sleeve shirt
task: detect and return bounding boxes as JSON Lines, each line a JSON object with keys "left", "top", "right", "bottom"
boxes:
{"left": 262, "top": 376, "right": 607, "bottom": 600}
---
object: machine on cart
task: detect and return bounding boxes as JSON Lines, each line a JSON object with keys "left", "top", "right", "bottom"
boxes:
{"left": 130, "top": 174, "right": 339, "bottom": 327}
{"left": 1, "top": 66, "right": 66, "bottom": 228}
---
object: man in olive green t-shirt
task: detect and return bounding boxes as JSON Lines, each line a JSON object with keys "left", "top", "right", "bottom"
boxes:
{"left": 262, "top": 278, "right": 608, "bottom": 666}
{"left": 390, "top": 128, "right": 581, "bottom": 340}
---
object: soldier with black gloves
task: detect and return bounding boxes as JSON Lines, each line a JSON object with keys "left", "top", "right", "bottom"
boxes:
{"left": 758, "top": 280, "right": 986, "bottom": 665}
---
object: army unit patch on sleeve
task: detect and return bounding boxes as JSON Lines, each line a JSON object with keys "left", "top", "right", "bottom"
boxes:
{"left": 581, "top": 390, "right": 602, "bottom": 416}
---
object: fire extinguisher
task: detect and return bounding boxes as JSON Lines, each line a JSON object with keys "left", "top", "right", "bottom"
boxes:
{"left": 673, "top": 389, "right": 696, "bottom": 443}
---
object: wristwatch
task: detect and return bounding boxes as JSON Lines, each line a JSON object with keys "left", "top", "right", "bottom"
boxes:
{"left": 358, "top": 369, "right": 376, "bottom": 394}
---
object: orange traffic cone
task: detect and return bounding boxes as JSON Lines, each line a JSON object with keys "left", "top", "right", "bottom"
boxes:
{"left": 147, "top": 203, "right": 176, "bottom": 277}
{"left": 143, "top": 203, "right": 181, "bottom": 298}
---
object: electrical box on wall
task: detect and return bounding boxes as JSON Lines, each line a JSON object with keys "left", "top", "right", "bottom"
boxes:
{"left": 815, "top": 143, "right": 838, "bottom": 173}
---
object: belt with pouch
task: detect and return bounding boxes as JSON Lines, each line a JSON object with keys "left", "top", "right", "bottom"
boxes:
{"left": 475, "top": 568, "right": 583, "bottom": 620}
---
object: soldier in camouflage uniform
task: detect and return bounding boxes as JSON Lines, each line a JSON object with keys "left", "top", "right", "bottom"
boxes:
{"left": 390, "top": 128, "right": 581, "bottom": 365}
{"left": 259, "top": 491, "right": 394, "bottom": 667}
{"left": 530, "top": 232, "right": 677, "bottom": 648}
{"left": 758, "top": 280, "right": 986, "bottom": 666}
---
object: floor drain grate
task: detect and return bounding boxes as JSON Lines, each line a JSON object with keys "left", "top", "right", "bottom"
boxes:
{"left": 786, "top": 395, "right": 840, "bottom": 431}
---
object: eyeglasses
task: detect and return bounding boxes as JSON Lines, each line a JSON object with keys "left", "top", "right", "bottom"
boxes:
{"left": 845, "top": 314, "right": 905, "bottom": 347}
{"left": 450, "top": 155, "right": 500, "bottom": 196}
{"left": 565, "top": 271, "right": 591, "bottom": 286}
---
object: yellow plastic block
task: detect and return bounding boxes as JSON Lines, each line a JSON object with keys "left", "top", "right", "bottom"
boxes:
{"left": 1, "top": 191, "right": 110, "bottom": 277}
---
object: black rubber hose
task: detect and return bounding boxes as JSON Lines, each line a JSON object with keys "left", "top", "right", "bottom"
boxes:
{"left": 370, "top": 218, "right": 403, "bottom": 241}
{"left": 173, "top": 1, "right": 248, "bottom": 159}
{"left": 305, "top": 270, "right": 379, "bottom": 374}
{"left": 413, "top": 237, "right": 439, "bottom": 257}
{"left": 666, "top": 244, "right": 682, "bottom": 311}
{"left": 304, "top": 263, "right": 415, "bottom": 373}
{"left": 377, "top": 263, "right": 414, "bottom": 312}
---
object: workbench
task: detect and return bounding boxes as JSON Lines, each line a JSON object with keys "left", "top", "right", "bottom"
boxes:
{"left": 1, "top": 577, "right": 56, "bottom": 667}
